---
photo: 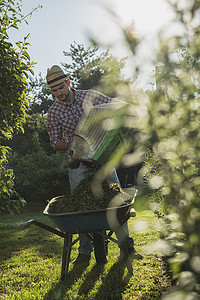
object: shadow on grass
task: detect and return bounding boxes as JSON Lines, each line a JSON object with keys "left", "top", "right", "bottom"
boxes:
{"left": 0, "top": 218, "right": 64, "bottom": 266}
{"left": 77, "top": 263, "right": 106, "bottom": 295}
{"left": 43, "top": 259, "right": 132, "bottom": 300}
{"left": 79, "top": 260, "right": 131, "bottom": 299}
{"left": 43, "top": 261, "right": 92, "bottom": 300}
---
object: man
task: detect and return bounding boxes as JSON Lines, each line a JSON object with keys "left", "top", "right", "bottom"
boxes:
{"left": 46, "top": 65, "right": 142, "bottom": 264}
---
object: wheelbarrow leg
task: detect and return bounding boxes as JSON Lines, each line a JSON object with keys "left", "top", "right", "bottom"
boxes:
{"left": 115, "top": 225, "right": 134, "bottom": 276}
{"left": 93, "top": 231, "right": 108, "bottom": 264}
{"left": 120, "top": 239, "right": 134, "bottom": 275}
{"left": 61, "top": 233, "right": 72, "bottom": 280}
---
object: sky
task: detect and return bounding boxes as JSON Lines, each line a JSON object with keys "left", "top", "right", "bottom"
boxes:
{"left": 8, "top": 0, "right": 175, "bottom": 88}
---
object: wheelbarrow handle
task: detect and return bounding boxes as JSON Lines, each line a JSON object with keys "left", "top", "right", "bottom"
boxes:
{"left": 20, "top": 219, "right": 66, "bottom": 238}
{"left": 20, "top": 219, "right": 35, "bottom": 230}
{"left": 129, "top": 208, "right": 136, "bottom": 218}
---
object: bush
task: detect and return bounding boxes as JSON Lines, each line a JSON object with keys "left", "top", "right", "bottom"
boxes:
{"left": 9, "top": 147, "right": 69, "bottom": 204}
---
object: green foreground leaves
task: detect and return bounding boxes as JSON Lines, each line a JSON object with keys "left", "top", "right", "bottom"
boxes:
{"left": 0, "top": 0, "right": 37, "bottom": 214}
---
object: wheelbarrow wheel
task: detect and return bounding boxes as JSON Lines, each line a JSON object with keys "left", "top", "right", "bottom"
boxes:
{"left": 93, "top": 232, "right": 108, "bottom": 264}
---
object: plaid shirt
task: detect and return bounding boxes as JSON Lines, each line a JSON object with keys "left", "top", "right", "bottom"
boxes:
{"left": 47, "top": 89, "right": 112, "bottom": 148}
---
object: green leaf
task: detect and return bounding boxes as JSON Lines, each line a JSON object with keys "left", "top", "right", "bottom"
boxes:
{"left": 15, "top": 41, "right": 22, "bottom": 48}
{"left": 21, "top": 51, "right": 30, "bottom": 60}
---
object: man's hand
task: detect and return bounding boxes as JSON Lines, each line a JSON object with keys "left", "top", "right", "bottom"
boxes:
{"left": 55, "top": 141, "right": 68, "bottom": 151}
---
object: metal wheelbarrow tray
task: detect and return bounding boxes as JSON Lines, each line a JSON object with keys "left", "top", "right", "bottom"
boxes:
{"left": 43, "top": 195, "right": 134, "bottom": 233}
{"left": 21, "top": 191, "right": 137, "bottom": 281}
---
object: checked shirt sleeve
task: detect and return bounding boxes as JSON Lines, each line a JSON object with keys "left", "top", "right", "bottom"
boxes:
{"left": 91, "top": 90, "right": 112, "bottom": 105}
{"left": 82, "top": 90, "right": 112, "bottom": 114}
{"left": 47, "top": 107, "right": 62, "bottom": 148}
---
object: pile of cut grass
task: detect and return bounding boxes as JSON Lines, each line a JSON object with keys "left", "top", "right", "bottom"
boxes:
{"left": 48, "top": 175, "right": 132, "bottom": 214}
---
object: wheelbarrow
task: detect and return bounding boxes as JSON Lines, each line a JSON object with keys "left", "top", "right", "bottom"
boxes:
{"left": 20, "top": 188, "right": 137, "bottom": 281}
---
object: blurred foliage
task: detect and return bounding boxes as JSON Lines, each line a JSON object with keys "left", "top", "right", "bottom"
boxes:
{"left": 94, "top": 0, "right": 200, "bottom": 297}
{"left": 0, "top": 0, "right": 36, "bottom": 214}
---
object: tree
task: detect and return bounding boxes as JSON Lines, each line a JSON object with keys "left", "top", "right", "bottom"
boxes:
{"left": 28, "top": 73, "right": 54, "bottom": 115}
{"left": 62, "top": 42, "right": 128, "bottom": 97}
{"left": 0, "top": 0, "right": 36, "bottom": 214}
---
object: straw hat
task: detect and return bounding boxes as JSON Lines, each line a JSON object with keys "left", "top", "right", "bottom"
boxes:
{"left": 46, "top": 65, "right": 68, "bottom": 88}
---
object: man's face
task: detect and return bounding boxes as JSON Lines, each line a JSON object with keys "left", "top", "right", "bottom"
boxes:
{"left": 51, "top": 81, "right": 69, "bottom": 102}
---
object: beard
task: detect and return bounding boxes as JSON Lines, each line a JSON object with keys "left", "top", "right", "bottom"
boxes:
{"left": 58, "top": 86, "right": 71, "bottom": 102}
{"left": 58, "top": 94, "right": 68, "bottom": 101}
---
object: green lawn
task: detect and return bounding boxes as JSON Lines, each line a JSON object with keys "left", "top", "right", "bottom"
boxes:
{"left": 0, "top": 206, "right": 172, "bottom": 299}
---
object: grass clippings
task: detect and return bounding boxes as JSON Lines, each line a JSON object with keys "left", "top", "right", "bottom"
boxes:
{"left": 48, "top": 175, "right": 132, "bottom": 214}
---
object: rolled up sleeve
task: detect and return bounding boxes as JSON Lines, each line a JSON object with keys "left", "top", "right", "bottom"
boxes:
{"left": 47, "top": 109, "right": 62, "bottom": 148}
